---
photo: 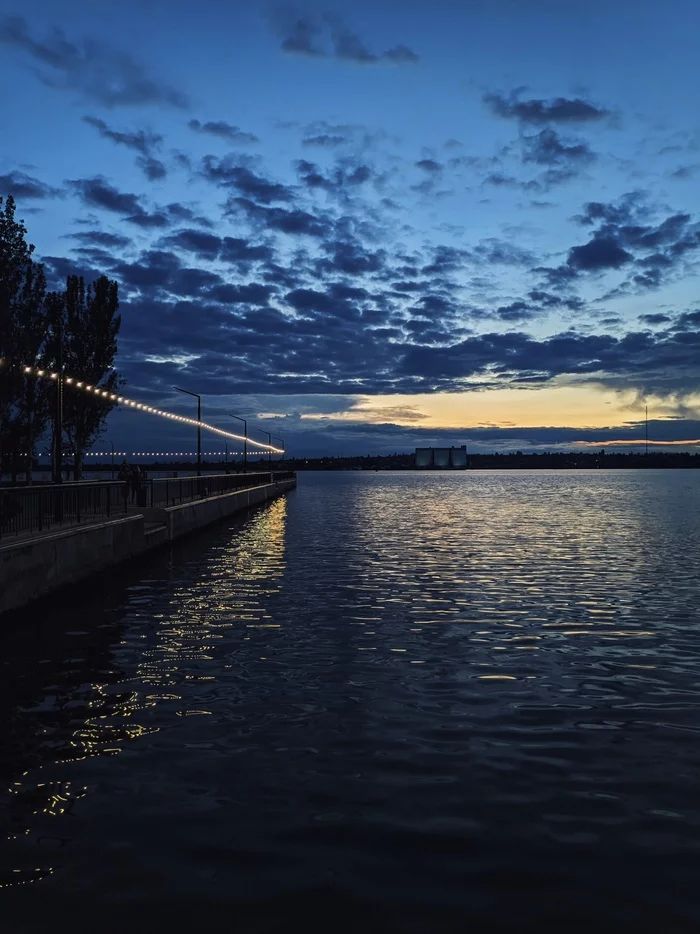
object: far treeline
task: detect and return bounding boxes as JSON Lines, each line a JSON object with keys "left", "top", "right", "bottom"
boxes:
{"left": 279, "top": 451, "right": 699, "bottom": 470}
{"left": 0, "top": 195, "right": 121, "bottom": 482}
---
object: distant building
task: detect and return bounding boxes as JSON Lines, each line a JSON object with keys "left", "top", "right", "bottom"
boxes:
{"left": 415, "top": 445, "right": 468, "bottom": 469}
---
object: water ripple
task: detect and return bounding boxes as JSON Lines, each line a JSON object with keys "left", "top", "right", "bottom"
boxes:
{"left": 2, "top": 471, "right": 700, "bottom": 929}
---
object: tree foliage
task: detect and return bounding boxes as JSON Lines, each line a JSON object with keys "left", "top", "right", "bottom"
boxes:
{"left": 61, "top": 275, "right": 121, "bottom": 480}
{"left": 0, "top": 195, "right": 50, "bottom": 480}
{"left": 1, "top": 194, "right": 122, "bottom": 482}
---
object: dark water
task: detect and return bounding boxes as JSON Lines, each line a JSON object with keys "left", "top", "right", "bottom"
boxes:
{"left": 2, "top": 470, "right": 700, "bottom": 933}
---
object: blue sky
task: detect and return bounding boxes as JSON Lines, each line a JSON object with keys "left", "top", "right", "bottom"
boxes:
{"left": 2, "top": 0, "right": 699, "bottom": 456}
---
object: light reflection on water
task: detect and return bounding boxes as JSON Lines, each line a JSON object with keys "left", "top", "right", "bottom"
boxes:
{"left": 2, "top": 470, "right": 700, "bottom": 929}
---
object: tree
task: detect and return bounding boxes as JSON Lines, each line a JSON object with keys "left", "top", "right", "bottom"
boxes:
{"left": 0, "top": 195, "right": 41, "bottom": 478}
{"left": 59, "top": 275, "right": 121, "bottom": 480}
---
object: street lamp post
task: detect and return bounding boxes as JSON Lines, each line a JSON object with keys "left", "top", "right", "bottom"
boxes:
{"left": 272, "top": 435, "right": 284, "bottom": 465}
{"left": 54, "top": 314, "right": 63, "bottom": 484}
{"left": 110, "top": 440, "right": 115, "bottom": 480}
{"left": 173, "top": 386, "right": 201, "bottom": 476}
{"left": 229, "top": 414, "right": 247, "bottom": 471}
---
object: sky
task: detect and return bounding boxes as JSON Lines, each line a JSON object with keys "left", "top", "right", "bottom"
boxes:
{"left": 1, "top": 0, "right": 699, "bottom": 457}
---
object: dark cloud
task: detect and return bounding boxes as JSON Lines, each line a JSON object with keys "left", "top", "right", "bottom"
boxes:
{"left": 521, "top": 128, "right": 595, "bottom": 166}
{"left": 295, "top": 159, "right": 372, "bottom": 196}
{"left": 124, "top": 212, "right": 169, "bottom": 229}
{"left": 161, "top": 228, "right": 222, "bottom": 260}
{"left": 227, "top": 198, "right": 329, "bottom": 237}
{"left": 208, "top": 283, "right": 274, "bottom": 305}
{"left": 483, "top": 167, "right": 581, "bottom": 194}
{"left": 220, "top": 237, "right": 274, "bottom": 267}
{"left": 472, "top": 239, "right": 535, "bottom": 266}
{"left": 416, "top": 159, "right": 442, "bottom": 174}
{"left": 496, "top": 302, "right": 534, "bottom": 322}
{"left": 328, "top": 17, "right": 379, "bottom": 63}
{"left": 484, "top": 90, "right": 610, "bottom": 124}
{"left": 302, "top": 134, "right": 350, "bottom": 148}
{"left": 165, "top": 203, "right": 214, "bottom": 228}
{"left": 672, "top": 310, "right": 700, "bottom": 332}
{"left": 570, "top": 194, "right": 700, "bottom": 288}
{"left": 670, "top": 164, "right": 700, "bottom": 180}
{"left": 136, "top": 155, "right": 167, "bottom": 181}
{"left": 0, "top": 14, "right": 188, "bottom": 108}
{"left": 269, "top": 9, "right": 419, "bottom": 64}
{"left": 270, "top": 10, "right": 326, "bottom": 56}
{"left": 384, "top": 44, "right": 420, "bottom": 64}
{"left": 82, "top": 115, "right": 161, "bottom": 154}
{"left": 67, "top": 176, "right": 144, "bottom": 215}
{"left": 567, "top": 236, "right": 633, "bottom": 271}
{"left": 201, "top": 157, "right": 294, "bottom": 203}
{"left": 422, "top": 245, "right": 470, "bottom": 274}
{"left": 188, "top": 119, "right": 259, "bottom": 145}
{"left": 574, "top": 192, "right": 647, "bottom": 227}
{"left": 319, "top": 239, "right": 385, "bottom": 275}
{"left": 639, "top": 313, "right": 672, "bottom": 326}
{"left": 82, "top": 116, "right": 168, "bottom": 181}
{"left": 65, "top": 229, "right": 131, "bottom": 249}
{"left": 0, "top": 170, "right": 61, "bottom": 200}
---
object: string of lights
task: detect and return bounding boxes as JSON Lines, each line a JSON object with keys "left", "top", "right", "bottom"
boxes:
{"left": 1, "top": 359, "right": 284, "bottom": 453}
{"left": 83, "top": 452, "right": 245, "bottom": 458}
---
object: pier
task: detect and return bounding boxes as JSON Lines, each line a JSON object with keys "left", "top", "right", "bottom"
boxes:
{"left": 0, "top": 471, "right": 296, "bottom": 615}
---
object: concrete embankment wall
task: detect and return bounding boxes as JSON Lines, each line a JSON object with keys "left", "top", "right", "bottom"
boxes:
{"left": 0, "top": 478, "right": 295, "bottom": 615}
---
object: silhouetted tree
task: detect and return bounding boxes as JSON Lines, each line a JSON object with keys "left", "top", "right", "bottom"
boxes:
{"left": 0, "top": 195, "right": 48, "bottom": 480}
{"left": 59, "top": 275, "right": 121, "bottom": 480}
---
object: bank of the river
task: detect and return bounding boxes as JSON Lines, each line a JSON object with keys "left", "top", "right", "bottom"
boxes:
{"left": 0, "top": 475, "right": 296, "bottom": 615}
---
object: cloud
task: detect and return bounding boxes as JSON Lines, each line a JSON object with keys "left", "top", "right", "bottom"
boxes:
{"left": 384, "top": 44, "right": 420, "bottom": 64}
{"left": 302, "top": 133, "right": 350, "bottom": 148}
{"left": 569, "top": 194, "right": 700, "bottom": 288}
{"left": 188, "top": 119, "right": 259, "bottom": 145}
{"left": 83, "top": 115, "right": 167, "bottom": 180}
{"left": 82, "top": 115, "right": 161, "bottom": 154}
{"left": 269, "top": 9, "right": 419, "bottom": 64}
{"left": 201, "top": 157, "right": 294, "bottom": 203}
{"left": 227, "top": 197, "right": 329, "bottom": 237}
{"left": 484, "top": 89, "right": 610, "bottom": 124}
{"left": 670, "top": 164, "right": 700, "bottom": 181}
{"left": 0, "top": 14, "right": 188, "bottom": 108}
{"left": 270, "top": 10, "right": 326, "bottom": 56}
{"left": 161, "top": 228, "right": 222, "bottom": 260}
{"left": 124, "top": 211, "right": 170, "bottom": 228}
{"left": 521, "top": 128, "right": 595, "bottom": 166}
{"left": 67, "top": 176, "right": 144, "bottom": 215}
{"left": 416, "top": 159, "right": 442, "bottom": 174}
{"left": 136, "top": 155, "right": 167, "bottom": 181}
{"left": 0, "top": 170, "right": 61, "bottom": 200}
{"left": 639, "top": 313, "right": 672, "bottom": 326}
{"left": 567, "top": 236, "right": 633, "bottom": 271}
{"left": 65, "top": 229, "right": 132, "bottom": 249}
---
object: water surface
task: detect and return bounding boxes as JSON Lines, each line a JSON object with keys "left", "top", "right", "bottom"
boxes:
{"left": 2, "top": 470, "right": 700, "bottom": 932}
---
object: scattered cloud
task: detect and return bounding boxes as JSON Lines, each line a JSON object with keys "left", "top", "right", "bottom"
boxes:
{"left": 0, "top": 14, "right": 188, "bottom": 108}
{"left": 0, "top": 170, "right": 62, "bottom": 200}
{"left": 67, "top": 176, "right": 144, "bottom": 215}
{"left": 188, "top": 119, "right": 259, "bottom": 145}
{"left": 268, "top": 9, "right": 419, "bottom": 65}
{"left": 82, "top": 115, "right": 167, "bottom": 180}
{"left": 521, "top": 128, "right": 595, "bottom": 166}
{"left": 484, "top": 89, "right": 610, "bottom": 125}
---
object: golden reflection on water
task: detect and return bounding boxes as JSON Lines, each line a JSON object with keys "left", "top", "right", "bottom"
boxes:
{"left": 2, "top": 497, "right": 287, "bottom": 888}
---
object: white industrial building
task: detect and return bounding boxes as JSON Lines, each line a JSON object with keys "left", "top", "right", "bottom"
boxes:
{"left": 415, "top": 446, "right": 468, "bottom": 469}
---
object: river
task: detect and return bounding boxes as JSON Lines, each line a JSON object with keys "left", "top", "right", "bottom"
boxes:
{"left": 2, "top": 470, "right": 700, "bottom": 932}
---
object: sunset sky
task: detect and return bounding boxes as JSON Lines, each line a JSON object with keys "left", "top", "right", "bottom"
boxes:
{"left": 2, "top": 0, "right": 699, "bottom": 455}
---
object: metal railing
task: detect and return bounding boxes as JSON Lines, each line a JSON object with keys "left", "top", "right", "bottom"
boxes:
{"left": 0, "top": 471, "right": 297, "bottom": 539}
{"left": 147, "top": 470, "right": 295, "bottom": 507}
{"left": 0, "top": 481, "right": 127, "bottom": 541}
